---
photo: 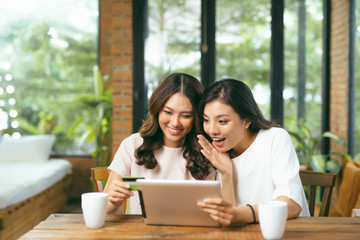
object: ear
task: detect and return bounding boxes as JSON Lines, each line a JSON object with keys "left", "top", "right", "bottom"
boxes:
{"left": 245, "top": 120, "right": 252, "bottom": 129}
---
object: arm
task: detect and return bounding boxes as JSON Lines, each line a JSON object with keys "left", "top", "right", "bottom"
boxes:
{"left": 197, "top": 196, "right": 301, "bottom": 227}
{"left": 270, "top": 129, "right": 304, "bottom": 217}
{"left": 103, "top": 170, "right": 134, "bottom": 214}
{"left": 276, "top": 196, "right": 302, "bottom": 219}
{"left": 197, "top": 134, "right": 236, "bottom": 205}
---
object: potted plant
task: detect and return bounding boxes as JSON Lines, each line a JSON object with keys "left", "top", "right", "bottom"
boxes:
{"left": 69, "top": 65, "right": 113, "bottom": 167}
{"left": 288, "top": 120, "right": 351, "bottom": 175}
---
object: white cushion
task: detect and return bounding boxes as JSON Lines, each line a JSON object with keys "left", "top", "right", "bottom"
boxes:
{"left": 0, "top": 135, "right": 56, "bottom": 162}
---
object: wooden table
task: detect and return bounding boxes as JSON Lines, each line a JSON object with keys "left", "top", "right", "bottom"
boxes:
{"left": 20, "top": 214, "right": 360, "bottom": 239}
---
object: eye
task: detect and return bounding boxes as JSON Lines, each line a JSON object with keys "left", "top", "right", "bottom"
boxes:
{"left": 203, "top": 118, "right": 209, "bottom": 123}
{"left": 182, "top": 114, "right": 192, "bottom": 118}
{"left": 219, "top": 120, "right": 228, "bottom": 124}
{"left": 163, "top": 110, "right": 172, "bottom": 115}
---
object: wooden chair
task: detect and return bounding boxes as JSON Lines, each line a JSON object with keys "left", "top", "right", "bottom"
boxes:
{"left": 299, "top": 170, "right": 336, "bottom": 216}
{"left": 330, "top": 161, "right": 360, "bottom": 217}
{"left": 90, "top": 166, "right": 127, "bottom": 214}
{"left": 91, "top": 167, "right": 109, "bottom": 192}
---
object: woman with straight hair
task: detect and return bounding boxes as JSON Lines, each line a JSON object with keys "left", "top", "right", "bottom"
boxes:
{"left": 197, "top": 79, "right": 309, "bottom": 226}
{"left": 105, "top": 73, "right": 215, "bottom": 214}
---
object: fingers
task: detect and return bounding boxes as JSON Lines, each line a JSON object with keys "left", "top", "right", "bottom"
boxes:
{"left": 197, "top": 198, "right": 234, "bottom": 227}
{"left": 108, "top": 179, "right": 134, "bottom": 206}
{"left": 209, "top": 212, "right": 232, "bottom": 227}
{"left": 197, "top": 135, "right": 214, "bottom": 152}
{"left": 197, "top": 135, "right": 220, "bottom": 164}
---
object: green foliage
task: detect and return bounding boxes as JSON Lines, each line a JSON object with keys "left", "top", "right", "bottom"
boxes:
{"left": 288, "top": 120, "right": 350, "bottom": 174}
{"left": 0, "top": 1, "right": 98, "bottom": 155}
{"left": 70, "top": 65, "right": 113, "bottom": 167}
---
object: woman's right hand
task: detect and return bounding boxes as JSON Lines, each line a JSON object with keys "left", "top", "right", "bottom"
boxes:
{"left": 107, "top": 179, "right": 134, "bottom": 206}
{"left": 104, "top": 171, "right": 134, "bottom": 213}
{"left": 197, "top": 134, "right": 233, "bottom": 176}
{"left": 197, "top": 134, "right": 237, "bottom": 205}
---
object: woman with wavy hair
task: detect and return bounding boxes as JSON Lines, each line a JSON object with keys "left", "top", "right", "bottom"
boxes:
{"left": 105, "top": 73, "right": 215, "bottom": 214}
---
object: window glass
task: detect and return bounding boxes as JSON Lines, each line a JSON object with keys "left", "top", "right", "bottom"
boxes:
{"left": 145, "top": 0, "right": 201, "bottom": 97}
{"left": 216, "top": 0, "right": 271, "bottom": 119}
{"left": 0, "top": 0, "right": 98, "bottom": 155}
{"left": 284, "top": 0, "right": 323, "bottom": 133}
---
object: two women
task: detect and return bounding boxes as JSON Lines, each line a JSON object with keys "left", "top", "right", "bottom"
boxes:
{"left": 105, "top": 73, "right": 308, "bottom": 225}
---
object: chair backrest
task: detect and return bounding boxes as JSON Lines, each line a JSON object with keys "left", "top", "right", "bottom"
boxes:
{"left": 90, "top": 166, "right": 127, "bottom": 214}
{"left": 299, "top": 170, "right": 336, "bottom": 216}
{"left": 91, "top": 166, "right": 109, "bottom": 192}
{"left": 333, "top": 161, "right": 360, "bottom": 217}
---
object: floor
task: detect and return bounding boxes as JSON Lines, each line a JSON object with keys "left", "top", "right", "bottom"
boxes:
{"left": 58, "top": 198, "right": 82, "bottom": 213}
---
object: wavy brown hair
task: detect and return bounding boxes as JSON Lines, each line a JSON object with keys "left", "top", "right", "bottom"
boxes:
{"left": 135, "top": 73, "right": 213, "bottom": 180}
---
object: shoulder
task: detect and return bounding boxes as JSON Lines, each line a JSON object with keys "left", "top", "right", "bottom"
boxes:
{"left": 258, "top": 127, "right": 291, "bottom": 142}
{"left": 260, "top": 127, "right": 289, "bottom": 137}
{"left": 120, "top": 133, "right": 144, "bottom": 149}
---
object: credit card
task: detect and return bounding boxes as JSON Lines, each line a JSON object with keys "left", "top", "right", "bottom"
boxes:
{"left": 122, "top": 177, "right": 145, "bottom": 191}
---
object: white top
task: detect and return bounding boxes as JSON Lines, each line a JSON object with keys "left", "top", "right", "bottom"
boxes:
{"left": 109, "top": 133, "right": 216, "bottom": 214}
{"left": 223, "top": 127, "right": 310, "bottom": 216}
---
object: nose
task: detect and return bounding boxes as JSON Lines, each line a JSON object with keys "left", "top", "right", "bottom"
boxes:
{"left": 170, "top": 115, "right": 180, "bottom": 127}
{"left": 207, "top": 122, "right": 219, "bottom": 135}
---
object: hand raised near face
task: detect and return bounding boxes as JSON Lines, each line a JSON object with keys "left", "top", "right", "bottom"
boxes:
{"left": 197, "top": 134, "right": 233, "bottom": 176}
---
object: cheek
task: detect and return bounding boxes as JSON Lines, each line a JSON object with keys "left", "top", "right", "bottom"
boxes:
{"left": 203, "top": 124, "right": 210, "bottom": 134}
{"left": 182, "top": 118, "right": 194, "bottom": 129}
{"left": 158, "top": 113, "right": 167, "bottom": 123}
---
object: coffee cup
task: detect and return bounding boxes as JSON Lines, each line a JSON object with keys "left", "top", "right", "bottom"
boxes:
{"left": 259, "top": 200, "right": 288, "bottom": 240}
{"left": 81, "top": 192, "right": 108, "bottom": 228}
{"left": 353, "top": 208, "right": 360, "bottom": 218}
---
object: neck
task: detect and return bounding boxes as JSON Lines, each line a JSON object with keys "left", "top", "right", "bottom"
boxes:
{"left": 232, "top": 130, "right": 258, "bottom": 157}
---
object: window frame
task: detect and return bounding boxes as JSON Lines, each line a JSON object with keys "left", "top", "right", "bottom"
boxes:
{"left": 132, "top": 0, "right": 339, "bottom": 155}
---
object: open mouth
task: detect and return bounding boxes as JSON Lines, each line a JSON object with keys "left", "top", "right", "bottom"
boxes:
{"left": 212, "top": 137, "right": 225, "bottom": 146}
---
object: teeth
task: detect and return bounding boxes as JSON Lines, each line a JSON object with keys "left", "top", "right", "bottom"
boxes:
{"left": 169, "top": 128, "right": 179, "bottom": 133}
{"left": 212, "top": 138, "right": 224, "bottom": 142}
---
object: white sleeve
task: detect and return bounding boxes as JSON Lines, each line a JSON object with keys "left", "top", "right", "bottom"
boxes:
{"left": 108, "top": 133, "right": 141, "bottom": 177}
{"left": 271, "top": 129, "right": 303, "bottom": 207}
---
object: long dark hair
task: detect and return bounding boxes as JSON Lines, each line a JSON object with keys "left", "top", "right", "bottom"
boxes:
{"left": 135, "top": 73, "right": 213, "bottom": 180}
{"left": 199, "top": 78, "right": 278, "bottom": 135}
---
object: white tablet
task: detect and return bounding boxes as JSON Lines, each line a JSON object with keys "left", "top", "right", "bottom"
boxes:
{"left": 136, "top": 179, "right": 221, "bottom": 227}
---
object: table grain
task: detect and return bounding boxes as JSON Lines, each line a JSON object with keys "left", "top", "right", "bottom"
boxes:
{"left": 19, "top": 214, "right": 360, "bottom": 239}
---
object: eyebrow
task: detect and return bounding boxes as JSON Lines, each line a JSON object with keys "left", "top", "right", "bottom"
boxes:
{"left": 203, "top": 113, "right": 230, "bottom": 118}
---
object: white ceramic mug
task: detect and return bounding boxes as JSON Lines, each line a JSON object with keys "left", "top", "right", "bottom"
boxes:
{"left": 353, "top": 208, "right": 360, "bottom": 217}
{"left": 81, "top": 192, "right": 108, "bottom": 228}
{"left": 259, "top": 200, "right": 288, "bottom": 240}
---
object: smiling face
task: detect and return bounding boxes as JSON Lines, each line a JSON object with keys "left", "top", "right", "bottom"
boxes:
{"left": 158, "top": 93, "right": 194, "bottom": 148}
{"left": 203, "top": 100, "right": 253, "bottom": 155}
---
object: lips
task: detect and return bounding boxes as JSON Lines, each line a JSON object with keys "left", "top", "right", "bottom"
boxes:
{"left": 168, "top": 127, "right": 181, "bottom": 135}
{"left": 212, "top": 137, "right": 225, "bottom": 147}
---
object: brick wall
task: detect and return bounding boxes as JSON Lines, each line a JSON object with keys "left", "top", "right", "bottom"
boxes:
{"left": 99, "top": 0, "right": 133, "bottom": 158}
{"left": 64, "top": 0, "right": 134, "bottom": 199}
{"left": 330, "top": 0, "right": 349, "bottom": 157}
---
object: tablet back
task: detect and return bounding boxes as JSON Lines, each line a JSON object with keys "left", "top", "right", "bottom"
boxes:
{"left": 136, "top": 179, "right": 221, "bottom": 227}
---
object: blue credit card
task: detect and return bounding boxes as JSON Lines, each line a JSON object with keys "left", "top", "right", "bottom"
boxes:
{"left": 122, "top": 177, "right": 145, "bottom": 191}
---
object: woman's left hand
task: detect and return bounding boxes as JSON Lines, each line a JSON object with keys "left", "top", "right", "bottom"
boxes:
{"left": 197, "top": 198, "right": 234, "bottom": 227}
